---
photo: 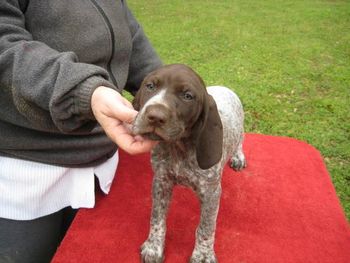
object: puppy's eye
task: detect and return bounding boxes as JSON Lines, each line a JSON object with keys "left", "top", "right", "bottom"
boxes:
{"left": 182, "top": 91, "right": 194, "bottom": 101}
{"left": 145, "top": 83, "right": 156, "bottom": 91}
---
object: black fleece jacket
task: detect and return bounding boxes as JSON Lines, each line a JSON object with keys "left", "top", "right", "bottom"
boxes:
{"left": 0, "top": 0, "right": 162, "bottom": 166}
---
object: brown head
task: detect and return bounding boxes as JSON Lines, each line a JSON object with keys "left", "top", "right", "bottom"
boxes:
{"left": 132, "top": 64, "right": 223, "bottom": 169}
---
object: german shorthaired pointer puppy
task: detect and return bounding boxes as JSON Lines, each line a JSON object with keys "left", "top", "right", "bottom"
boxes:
{"left": 132, "top": 64, "right": 246, "bottom": 263}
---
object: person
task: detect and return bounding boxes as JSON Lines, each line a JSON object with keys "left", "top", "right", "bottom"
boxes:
{"left": 0, "top": 1, "right": 162, "bottom": 262}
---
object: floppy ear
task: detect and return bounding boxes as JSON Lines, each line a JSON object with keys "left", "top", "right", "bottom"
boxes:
{"left": 195, "top": 94, "right": 223, "bottom": 170}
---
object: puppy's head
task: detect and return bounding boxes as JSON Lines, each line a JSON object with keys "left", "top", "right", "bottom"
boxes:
{"left": 132, "top": 64, "right": 223, "bottom": 169}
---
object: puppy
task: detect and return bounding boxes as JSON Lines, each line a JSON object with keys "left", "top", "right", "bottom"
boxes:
{"left": 132, "top": 64, "right": 246, "bottom": 263}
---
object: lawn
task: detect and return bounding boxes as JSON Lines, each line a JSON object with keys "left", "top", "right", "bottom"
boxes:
{"left": 127, "top": 0, "right": 350, "bottom": 220}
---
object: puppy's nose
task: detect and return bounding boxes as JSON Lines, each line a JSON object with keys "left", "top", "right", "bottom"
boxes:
{"left": 145, "top": 104, "right": 169, "bottom": 126}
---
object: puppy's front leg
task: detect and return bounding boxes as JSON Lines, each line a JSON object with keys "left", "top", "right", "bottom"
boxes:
{"left": 141, "top": 175, "right": 173, "bottom": 263}
{"left": 190, "top": 183, "right": 221, "bottom": 263}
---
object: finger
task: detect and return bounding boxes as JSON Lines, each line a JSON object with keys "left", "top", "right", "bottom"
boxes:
{"left": 108, "top": 102, "right": 138, "bottom": 124}
{"left": 127, "top": 139, "right": 158, "bottom": 155}
{"left": 106, "top": 121, "right": 157, "bottom": 154}
{"left": 121, "top": 97, "right": 134, "bottom": 109}
{"left": 123, "top": 122, "right": 133, "bottom": 134}
{"left": 115, "top": 131, "right": 157, "bottom": 155}
{"left": 92, "top": 86, "right": 138, "bottom": 124}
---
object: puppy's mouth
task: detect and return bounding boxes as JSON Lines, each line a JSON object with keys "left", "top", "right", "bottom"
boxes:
{"left": 133, "top": 125, "right": 170, "bottom": 142}
{"left": 132, "top": 113, "right": 186, "bottom": 142}
{"left": 140, "top": 131, "right": 164, "bottom": 141}
{"left": 133, "top": 125, "right": 184, "bottom": 142}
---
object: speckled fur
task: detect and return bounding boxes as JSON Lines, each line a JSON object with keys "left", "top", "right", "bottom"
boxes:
{"left": 135, "top": 84, "right": 246, "bottom": 263}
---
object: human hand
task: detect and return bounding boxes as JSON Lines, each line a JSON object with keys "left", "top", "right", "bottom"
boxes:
{"left": 91, "top": 86, "right": 157, "bottom": 154}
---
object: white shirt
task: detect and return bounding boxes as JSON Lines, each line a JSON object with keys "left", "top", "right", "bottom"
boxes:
{"left": 0, "top": 152, "right": 118, "bottom": 220}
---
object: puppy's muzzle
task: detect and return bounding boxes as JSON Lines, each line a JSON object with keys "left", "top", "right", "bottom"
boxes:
{"left": 135, "top": 103, "right": 180, "bottom": 141}
{"left": 145, "top": 104, "right": 170, "bottom": 127}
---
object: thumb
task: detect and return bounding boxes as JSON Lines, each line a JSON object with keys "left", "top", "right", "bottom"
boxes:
{"left": 110, "top": 101, "right": 138, "bottom": 124}
{"left": 92, "top": 86, "right": 138, "bottom": 124}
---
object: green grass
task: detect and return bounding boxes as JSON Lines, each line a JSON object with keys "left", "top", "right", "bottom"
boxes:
{"left": 128, "top": 0, "right": 350, "bottom": 220}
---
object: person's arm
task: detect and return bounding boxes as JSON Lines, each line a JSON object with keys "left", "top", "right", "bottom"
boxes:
{"left": 0, "top": 0, "right": 114, "bottom": 133}
{"left": 0, "top": 1, "right": 157, "bottom": 154}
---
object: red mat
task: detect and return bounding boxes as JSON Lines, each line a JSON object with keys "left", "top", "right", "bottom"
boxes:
{"left": 53, "top": 134, "right": 350, "bottom": 263}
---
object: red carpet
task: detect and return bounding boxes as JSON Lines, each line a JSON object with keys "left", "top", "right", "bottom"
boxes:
{"left": 53, "top": 134, "right": 350, "bottom": 263}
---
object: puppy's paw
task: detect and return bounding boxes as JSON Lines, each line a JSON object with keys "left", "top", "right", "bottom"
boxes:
{"left": 140, "top": 239, "right": 164, "bottom": 263}
{"left": 230, "top": 152, "right": 247, "bottom": 171}
{"left": 189, "top": 249, "right": 218, "bottom": 263}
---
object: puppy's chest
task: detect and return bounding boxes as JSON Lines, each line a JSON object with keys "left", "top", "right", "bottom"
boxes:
{"left": 151, "top": 144, "right": 214, "bottom": 187}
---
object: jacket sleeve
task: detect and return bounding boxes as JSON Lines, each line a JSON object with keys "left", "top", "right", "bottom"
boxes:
{"left": 0, "top": 0, "right": 115, "bottom": 133}
{"left": 122, "top": 1, "right": 162, "bottom": 96}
